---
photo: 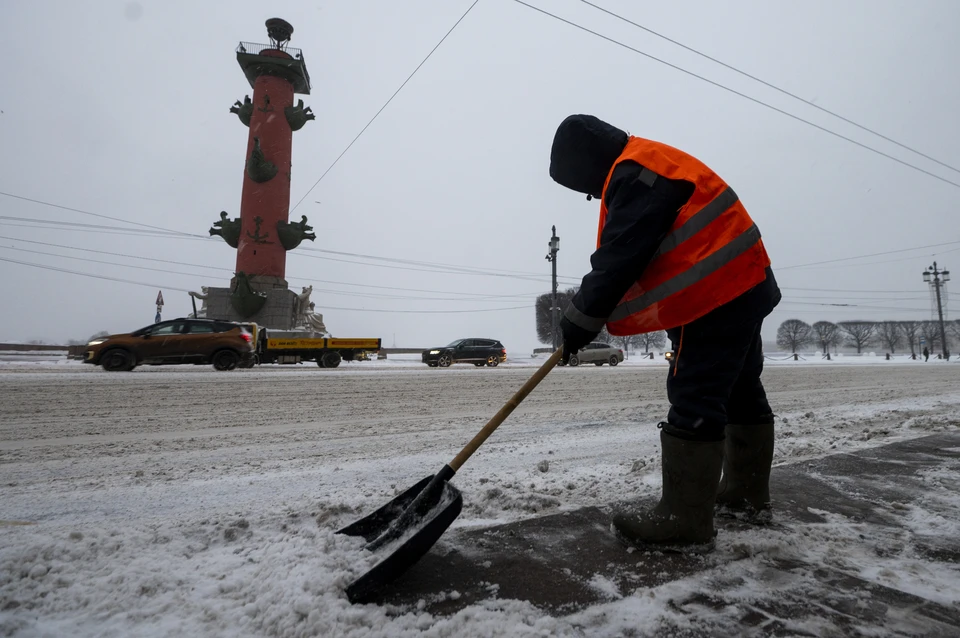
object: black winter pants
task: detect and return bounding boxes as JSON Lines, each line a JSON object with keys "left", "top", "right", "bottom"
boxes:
{"left": 663, "top": 319, "right": 773, "bottom": 442}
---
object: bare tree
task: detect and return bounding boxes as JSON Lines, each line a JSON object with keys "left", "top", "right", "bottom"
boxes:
{"left": 838, "top": 321, "right": 876, "bottom": 354}
{"left": 595, "top": 326, "right": 614, "bottom": 344}
{"left": 812, "top": 321, "right": 841, "bottom": 354}
{"left": 610, "top": 334, "right": 638, "bottom": 357}
{"left": 876, "top": 321, "right": 903, "bottom": 354}
{"left": 950, "top": 320, "right": 960, "bottom": 351}
{"left": 776, "top": 319, "right": 813, "bottom": 353}
{"left": 637, "top": 330, "right": 666, "bottom": 353}
{"left": 898, "top": 320, "right": 921, "bottom": 355}
{"left": 918, "top": 320, "right": 942, "bottom": 352}
{"left": 534, "top": 287, "right": 578, "bottom": 345}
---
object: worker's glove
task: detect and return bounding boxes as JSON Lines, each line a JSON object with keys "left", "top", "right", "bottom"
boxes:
{"left": 559, "top": 316, "right": 598, "bottom": 364}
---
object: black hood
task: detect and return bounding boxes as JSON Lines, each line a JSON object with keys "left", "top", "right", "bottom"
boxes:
{"left": 549, "top": 114, "right": 628, "bottom": 199}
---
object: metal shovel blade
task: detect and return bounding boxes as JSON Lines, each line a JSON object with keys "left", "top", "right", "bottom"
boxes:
{"left": 337, "top": 473, "right": 463, "bottom": 603}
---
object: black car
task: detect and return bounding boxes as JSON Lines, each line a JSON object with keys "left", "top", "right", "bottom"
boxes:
{"left": 422, "top": 338, "right": 507, "bottom": 367}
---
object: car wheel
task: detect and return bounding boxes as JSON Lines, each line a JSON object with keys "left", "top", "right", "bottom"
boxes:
{"left": 609, "top": 356, "right": 619, "bottom": 366}
{"left": 101, "top": 348, "right": 134, "bottom": 372}
{"left": 212, "top": 349, "right": 240, "bottom": 371}
{"left": 321, "top": 351, "right": 342, "bottom": 369}
{"left": 568, "top": 355, "right": 580, "bottom": 367}
{"left": 438, "top": 354, "right": 452, "bottom": 367}
{"left": 486, "top": 355, "right": 499, "bottom": 367}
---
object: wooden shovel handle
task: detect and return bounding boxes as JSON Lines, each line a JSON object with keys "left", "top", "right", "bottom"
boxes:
{"left": 449, "top": 348, "right": 564, "bottom": 472}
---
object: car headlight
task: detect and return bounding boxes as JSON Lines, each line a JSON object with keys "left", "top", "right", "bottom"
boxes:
{"left": 429, "top": 350, "right": 440, "bottom": 355}
{"left": 87, "top": 339, "right": 107, "bottom": 346}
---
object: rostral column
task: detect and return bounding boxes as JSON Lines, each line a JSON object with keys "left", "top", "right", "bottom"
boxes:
{"left": 210, "top": 18, "right": 316, "bottom": 317}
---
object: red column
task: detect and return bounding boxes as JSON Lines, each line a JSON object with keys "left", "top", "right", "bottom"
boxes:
{"left": 236, "top": 50, "right": 294, "bottom": 281}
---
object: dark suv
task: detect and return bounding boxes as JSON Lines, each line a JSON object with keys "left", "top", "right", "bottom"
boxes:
{"left": 422, "top": 338, "right": 507, "bottom": 367}
{"left": 83, "top": 318, "right": 255, "bottom": 372}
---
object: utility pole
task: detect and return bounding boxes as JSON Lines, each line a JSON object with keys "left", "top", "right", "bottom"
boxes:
{"left": 922, "top": 262, "right": 951, "bottom": 359}
{"left": 545, "top": 226, "right": 560, "bottom": 350}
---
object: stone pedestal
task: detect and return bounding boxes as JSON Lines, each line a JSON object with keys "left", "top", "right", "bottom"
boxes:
{"left": 204, "top": 286, "right": 298, "bottom": 329}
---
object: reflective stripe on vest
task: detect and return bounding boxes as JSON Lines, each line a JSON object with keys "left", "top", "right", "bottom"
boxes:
{"left": 652, "top": 186, "right": 738, "bottom": 258}
{"left": 608, "top": 223, "right": 761, "bottom": 322}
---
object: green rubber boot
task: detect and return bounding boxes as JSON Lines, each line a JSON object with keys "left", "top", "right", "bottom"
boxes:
{"left": 612, "top": 431, "right": 724, "bottom": 553}
{"left": 715, "top": 422, "right": 774, "bottom": 520}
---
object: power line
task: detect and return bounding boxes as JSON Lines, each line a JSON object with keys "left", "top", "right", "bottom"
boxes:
{"left": 777, "top": 239, "right": 960, "bottom": 270}
{"left": 0, "top": 240, "right": 542, "bottom": 302}
{"left": 779, "top": 300, "right": 932, "bottom": 312}
{"left": 578, "top": 0, "right": 960, "bottom": 177}
{"left": 0, "top": 216, "right": 188, "bottom": 236}
{"left": 290, "top": 250, "right": 577, "bottom": 284}
{"left": 299, "top": 244, "right": 579, "bottom": 280}
{"left": 0, "top": 245, "right": 219, "bottom": 279}
{"left": 0, "top": 191, "right": 199, "bottom": 237}
{"left": 786, "top": 294, "right": 930, "bottom": 302}
{"left": 319, "top": 304, "right": 530, "bottom": 314}
{"left": 0, "top": 236, "right": 226, "bottom": 272}
{"left": 289, "top": 0, "right": 481, "bottom": 214}
{"left": 0, "top": 211, "right": 579, "bottom": 282}
{"left": 0, "top": 255, "right": 530, "bottom": 314}
{"left": 511, "top": 0, "right": 960, "bottom": 190}
{"left": 0, "top": 255, "right": 191, "bottom": 292}
{"left": 0, "top": 221, "right": 210, "bottom": 240}
{"left": 780, "top": 286, "right": 931, "bottom": 294}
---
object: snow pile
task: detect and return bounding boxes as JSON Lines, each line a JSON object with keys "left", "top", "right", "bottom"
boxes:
{"left": 1, "top": 513, "right": 575, "bottom": 638}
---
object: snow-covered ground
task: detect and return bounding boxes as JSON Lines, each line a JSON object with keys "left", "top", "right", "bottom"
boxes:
{"left": 1, "top": 363, "right": 959, "bottom": 636}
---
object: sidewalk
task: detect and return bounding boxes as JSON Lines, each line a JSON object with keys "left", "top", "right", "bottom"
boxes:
{"left": 373, "top": 432, "right": 960, "bottom": 636}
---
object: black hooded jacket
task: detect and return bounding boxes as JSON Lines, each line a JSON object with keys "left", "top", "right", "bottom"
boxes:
{"left": 549, "top": 115, "right": 780, "bottom": 333}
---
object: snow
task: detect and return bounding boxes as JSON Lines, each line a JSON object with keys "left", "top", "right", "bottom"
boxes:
{"left": 1, "top": 363, "right": 959, "bottom": 636}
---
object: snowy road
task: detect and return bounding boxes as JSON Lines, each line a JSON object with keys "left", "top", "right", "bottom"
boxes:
{"left": 2, "top": 362, "right": 959, "bottom": 636}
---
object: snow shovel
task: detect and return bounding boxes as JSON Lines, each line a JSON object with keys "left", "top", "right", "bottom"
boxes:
{"left": 337, "top": 348, "right": 564, "bottom": 603}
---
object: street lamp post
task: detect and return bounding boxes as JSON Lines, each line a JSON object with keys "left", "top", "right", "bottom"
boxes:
{"left": 922, "top": 262, "right": 951, "bottom": 359}
{"left": 546, "top": 226, "right": 560, "bottom": 350}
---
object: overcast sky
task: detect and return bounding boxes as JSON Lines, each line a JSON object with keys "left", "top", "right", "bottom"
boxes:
{"left": 1, "top": 0, "right": 958, "bottom": 350}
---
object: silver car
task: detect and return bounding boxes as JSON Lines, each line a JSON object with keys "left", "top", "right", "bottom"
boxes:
{"left": 567, "top": 342, "right": 624, "bottom": 367}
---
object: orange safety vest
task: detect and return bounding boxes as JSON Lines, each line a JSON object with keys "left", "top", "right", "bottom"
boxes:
{"left": 598, "top": 137, "right": 771, "bottom": 335}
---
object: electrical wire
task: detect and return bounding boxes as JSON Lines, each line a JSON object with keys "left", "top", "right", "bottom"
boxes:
{"left": 510, "top": 0, "right": 960, "bottom": 190}
{"left": 0, "top": 195, "right": 585, "bottom": 283}
{"left": 776, "top": 240, "right": 960, "bottom": 270}
{"left": 0, "top": 191, "right": 199, "bottom": 237}
{"left": 779, "top": 300, "right": 933, "bottom": 311}
{"left": 0, "top": 255, "right": 531, "bottom": 314}
{"left": 318, "top": 304, "right": 529, "bottom": 314}
{"left": 289, "top": 0, "right": 481, "bottom": 214}
{"left": 0, "top": 245, "right": 538, "bottom": 303}
{"left": 578, "top": 0, "right": 960, "bottom": 177}
{"left": 0, "top": 235, "right": 544, "bottom": 298}
{"left": 780, "top": 286, "right": 932, "bottom": 294}
{"left": 0, "top": 255, "right": 192, "bottom": 292}
{"left": 0, "top": 216, "right": 191, "bottom": 236}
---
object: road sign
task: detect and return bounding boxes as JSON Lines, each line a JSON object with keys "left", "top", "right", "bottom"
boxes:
{"left": 156, "top": 290, "right": 164, "bottom": 307}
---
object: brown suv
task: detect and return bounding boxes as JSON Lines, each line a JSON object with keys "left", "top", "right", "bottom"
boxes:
{"left": 83, "top": 318, "right": 255, "bottom": 372}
